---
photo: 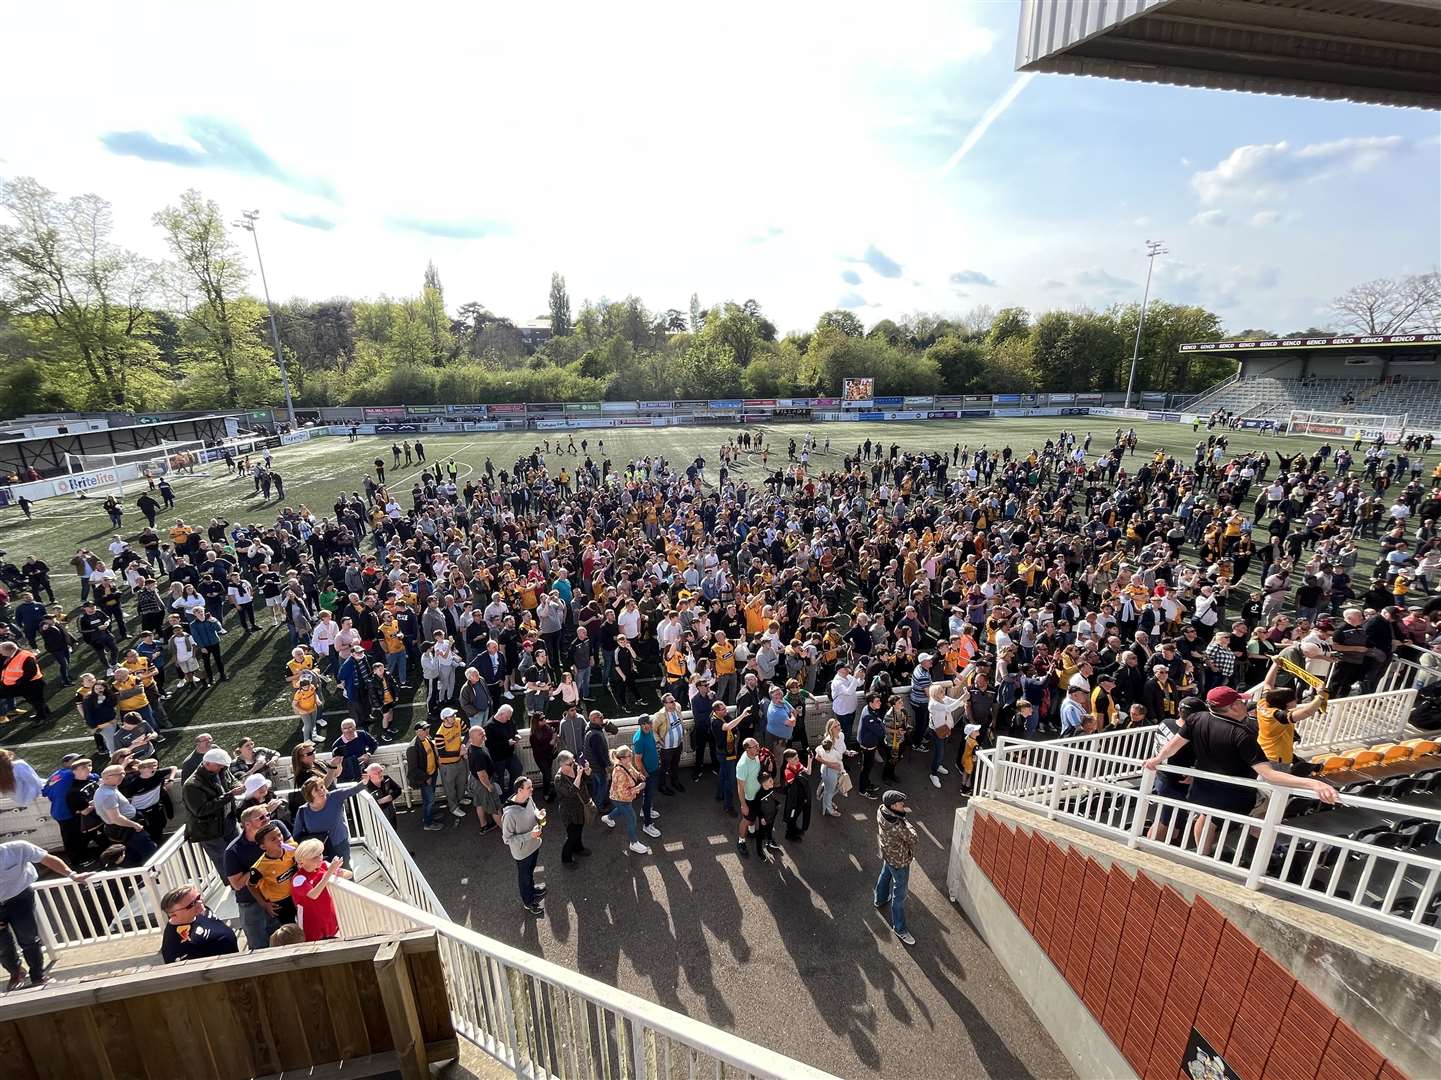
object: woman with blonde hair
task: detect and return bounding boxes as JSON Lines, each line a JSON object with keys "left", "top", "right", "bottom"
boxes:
{"left": 290, "top": 838, "right": 351, "bottom": 941}
{"left": 604, "top": 746, "right": 650, "bottom": 856}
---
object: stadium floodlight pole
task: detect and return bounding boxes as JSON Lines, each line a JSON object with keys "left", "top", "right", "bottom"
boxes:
{"left": 233, "top": 210, "right": 296, "bottom": 428}
{"left": 1124, "top": 239, "right": 1167, "bottom": 410}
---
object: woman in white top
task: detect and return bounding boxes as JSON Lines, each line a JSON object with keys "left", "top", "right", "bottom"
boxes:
{"left": 927, "top": 682, "right": 969, "bottom": 789}
{"left": 172, "top": 584, "right": 206, "bottom": 621}
{"left": 310, "top": 611, "right": 338, "bottom": 671}
{"left": 813, "top": 718, "right": 849, "bottom": 818}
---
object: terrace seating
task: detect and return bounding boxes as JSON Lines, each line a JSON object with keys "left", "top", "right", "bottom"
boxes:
{"left": 1187, "top": 374, "right": 1441, "bottom": 427}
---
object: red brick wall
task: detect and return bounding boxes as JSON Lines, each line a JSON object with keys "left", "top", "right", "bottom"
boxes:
{"left": 968, "top": 810, "right": 1413, "bottom": 1080}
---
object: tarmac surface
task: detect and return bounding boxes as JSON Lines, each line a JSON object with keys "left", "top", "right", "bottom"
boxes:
{"left": 402, "top": 764, "right": 1075, "bottom": 1080}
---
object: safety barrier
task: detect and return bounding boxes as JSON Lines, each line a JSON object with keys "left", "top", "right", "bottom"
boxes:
{"left": 976, "top": 736, "right": 1441, "bottom": 952}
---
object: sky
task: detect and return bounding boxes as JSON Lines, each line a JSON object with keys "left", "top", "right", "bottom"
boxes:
{"left": 2, "top": 0, "right": 1438, "bottom": 337}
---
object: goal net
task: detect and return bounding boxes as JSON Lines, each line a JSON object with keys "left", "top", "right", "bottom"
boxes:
{"left": 1284, "top": 410, "right": 1407, "bottom": 443}
{"left": 64, "top": 440, "right": 214, "bottom": 496}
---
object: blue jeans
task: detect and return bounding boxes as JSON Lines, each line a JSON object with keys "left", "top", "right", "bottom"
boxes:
{"left": 640, "top": 776, "right": 656, "bottom": 824}
{"left": 418, "top": 778, "right": 437, "bottom": 825}
{"left": 238, "top": 899, "right": 281, "bottom": 950}
{"left": 575, "top": 666, "right": 591, "bottom": 699}
{"left": 601, "top": 648, "right": 615, "bottom": 686}
{"left": 590, "top": 771, "right": 610, "bottom": 812}
{"left": 516, "top": 849, "right": 540, "bottom": 906}
{"left": 930, "top": 735, "right": 949, "bottom": 776}
{"left": 609, "top": 801, "right": 639, "bottom": 843}
{"left": 717, "top": 759, "right": 736, "bottom": 810}
{"left": 385, "top": 651, "right": 407, "bottom": 685}
{"left": 496, "top": 755, "right": 524, "bottom": 797}
{"left": 874, "top": 862, "right": 910, "bottom": 934}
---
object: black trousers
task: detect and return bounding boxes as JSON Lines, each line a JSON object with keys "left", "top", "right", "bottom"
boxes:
{"left": 857, "top": 747, "right": 878, "bottom": 793}
{"left": 562, "top": 823, "right": 585, "bottom": 863}
{"left": 199, "top": 643, "right": 226, "bottom": 682}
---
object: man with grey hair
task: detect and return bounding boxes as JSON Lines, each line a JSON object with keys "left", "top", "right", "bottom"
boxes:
{"left": 1326, "top": 608, "right": 1367, "bottom": 697}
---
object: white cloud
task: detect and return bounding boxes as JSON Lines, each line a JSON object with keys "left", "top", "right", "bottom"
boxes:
{"left": 1192, "top": 136, "right": 1408, "bottom": 204}
{"left": 1249, "top": 210, "right": 1282, "bottom": 227}
{"left": 1191, "top": 210, "right": 1229, "bottom": 228}
{"left": 1132, "top": 216, "right": 1152, "bottom": 228}
{"left": 1073, "top": 268, "right": 1138, "bottom": 292}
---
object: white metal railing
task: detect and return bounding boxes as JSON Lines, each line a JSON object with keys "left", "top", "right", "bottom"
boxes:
{"left": 29, "top": 827, "right": 226, "bottom": 954}
{"left": 977, "top": 738, "right": 1441, "bottom": 952}
{"left": 1296, "top": 688, "right": 1416, "bottom": 755}
{"left": 973, "top": 724, "right": 1160, "bottom": 799}
{"left": 330, "top": 878, "right": 837, "bottom": 1080}
{"left": 343, "top": 788, "right": 447, "bottom": 918}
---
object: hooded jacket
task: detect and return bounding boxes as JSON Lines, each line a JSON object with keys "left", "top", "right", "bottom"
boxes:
{"left": 877, "top": 805, "right": 917, "bottom": 868}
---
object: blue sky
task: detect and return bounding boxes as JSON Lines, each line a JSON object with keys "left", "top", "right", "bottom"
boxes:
{"left": 2, "top": 1, "right": 1436, "bottom": 335}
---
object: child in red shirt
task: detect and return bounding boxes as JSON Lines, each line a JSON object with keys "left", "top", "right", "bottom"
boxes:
{"left": 291, "top": 839, "right": 353, "bottom": 941}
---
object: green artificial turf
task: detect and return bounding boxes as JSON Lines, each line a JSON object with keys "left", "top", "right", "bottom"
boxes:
{"left": 0, "top": 417, "right": 1359, "bottom": 766}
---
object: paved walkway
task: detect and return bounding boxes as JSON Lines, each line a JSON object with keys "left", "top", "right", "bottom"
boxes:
{"left": 403, "top": 772, "right": 1074, "bottom": 1080}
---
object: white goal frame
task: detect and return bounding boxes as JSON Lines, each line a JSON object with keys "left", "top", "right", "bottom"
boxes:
{"left": 1284, "top": 409, "right": 1408, "bottom": 443}
{"left": 64, "top": 440, "right": 213, "bottom": 497}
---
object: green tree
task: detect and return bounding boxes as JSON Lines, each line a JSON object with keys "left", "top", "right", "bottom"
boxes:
{"left": 1114, "top": 301, "right": 1224, "bottom": 391}
{"left": 549, "top": 272, "right": 572, "bottom": 336}
{"left": 926, "top": 335, "right": 987, "bottom": 393}
{"left": 0, "top": 177, "right": 165, "bottom": 410}
{"left": 817, "top": 309, "right": 864, "bottom": 337}
{"left": 987, "top": 306, "right": 1030, "bottom": 348}
{"left": 688, "top": 292, "right": 704, "bottom": 332}
{"left": 154, "top": 189, "right": 277, "bottom": 407}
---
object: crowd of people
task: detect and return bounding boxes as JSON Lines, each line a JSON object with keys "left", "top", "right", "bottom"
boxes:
{"left": 3, "top": 419, "right": 1441, "bottom": 970}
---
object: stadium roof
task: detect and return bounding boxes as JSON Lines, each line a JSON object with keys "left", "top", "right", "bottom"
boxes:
{"left": 1179, "top": 332, "right": 1441, "bottom": 352}
{"left": 1016, "top": 0, "right": 1441, "bottom": 110}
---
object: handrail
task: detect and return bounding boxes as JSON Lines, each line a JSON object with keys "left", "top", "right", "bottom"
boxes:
{"left": 977, "top": 735, "right": 1441, "bottom": 952}
{"left": 329, "top": 877, "right": 838, "bottom": 1080}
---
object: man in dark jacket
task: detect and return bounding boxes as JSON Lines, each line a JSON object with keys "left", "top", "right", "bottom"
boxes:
{"left": 459, "top": 666, "right": 491, "bottom": 724}
{"left": 405, "top": 720, "right": 441, "bottom": 830}
{"left": 553, "top": 751, "right": 596, "bottom": 866}
{"left": 182, "top": 747, "right": 241, "bottom": 878}
{"left": 582, "top": 710, "right": 614, "bottom": 812}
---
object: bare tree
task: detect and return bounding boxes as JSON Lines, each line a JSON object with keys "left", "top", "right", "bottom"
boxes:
{"left": 1331, "top": 272, "right": 1439, "bottom": 335}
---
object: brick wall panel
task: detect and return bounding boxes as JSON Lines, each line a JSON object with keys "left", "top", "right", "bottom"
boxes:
{"left": 1020, "top": 834, "right": 1047, "bottom": 932}
{"left": 994, "top": 823, "right": 1015, "bottom": 897}
{"left": 1035, "top": 842, "right": 1066, "bottom": 951}
{"left": 1143, "top": 1003, "right": 1199, "bottom": 1080}
{"left": 1280, "top": 986, "right": 1338, "bottom": 1067}
{"left": 1318, "top": 1020, "right": 1385, "bottom": 1080}
{"left": 1048, "top": 850, "right": 1086, "bottom": 973}
{"left": 1101, "top": 870, "right": 1157, "bottom": 1048}
{"left": 1377, "top": 1064, "right": 1412, "bottom": 1080}
{"left": 1004, "top": 829, "right": 1029, "bottom": 912}
{"left": 1083, "top": 868, "right": 1132, "bottom": 1014}
{"left": 1064, "top": 860, "right": 1108, "bottom": 992}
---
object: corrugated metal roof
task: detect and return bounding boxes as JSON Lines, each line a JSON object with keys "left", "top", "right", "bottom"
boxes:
{"left": 1017, "top": 0, "right": 1441, "bottom": 109}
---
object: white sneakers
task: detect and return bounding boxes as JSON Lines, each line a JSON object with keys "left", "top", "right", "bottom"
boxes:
{"left": 937, "top": 765, "right": 950, "bottom": 775}
{"left": 647, "top": 809, "right": 660, "bottom": 819}
{"left": 628, "top": 841, "right": 651, "bottom": 855}
{"left": 601, "top": 815, "right": 615, "bottom": 828}
{"left": 930, "top": 775, "right": 941, "bottom": 788}
{"left": 451, "top": 808, "right": 466, "bottom": 817}
{"left": 642, "top": 824, "right": 662, "bottom": 838}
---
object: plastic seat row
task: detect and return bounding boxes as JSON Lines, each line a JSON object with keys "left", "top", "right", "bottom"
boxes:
{"left": 1313, "top": 738, "right": 1439, "bottom": 775}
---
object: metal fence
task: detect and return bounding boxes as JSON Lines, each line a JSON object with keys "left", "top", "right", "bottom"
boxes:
{"left": 975, "top": 736, "right": 1441, "bottom": 953}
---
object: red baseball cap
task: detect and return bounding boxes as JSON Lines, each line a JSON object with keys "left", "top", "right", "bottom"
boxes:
{"left": 1205, "top": 686, "right": 1244, "bottom": 708}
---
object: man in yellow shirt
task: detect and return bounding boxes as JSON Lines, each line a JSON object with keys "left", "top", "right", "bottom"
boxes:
{"left": 713, "top": 631, "right": 738, "bottom": 704}
{"left": 1255, "top": 687, "right": 1326, "bottom": 767}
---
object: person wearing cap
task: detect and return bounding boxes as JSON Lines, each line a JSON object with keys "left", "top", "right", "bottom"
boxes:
{"left": 1089, "top": 673, "right": 1118, "bottom": 732}
{"left": 360, "top": 762, "right": 403, "bottom": 827}
{"left": 1145, "top": 686, "right": 1338, "bottom": 853}
{"left": 405, "top": 720, "right": 442, "bottom": 830}
{"left": 1141, "top": 662, "right": 1179, "bottom": 725}
{"left": 435, "top": 707, "right": 469, "bottom": 818}
{"left": 907, "top": 654, "right": 935, "bottom": 751}
{"left": 1059, "top": 683, "right": 1089, "bottom": 737}
{"left": 183, "top": 747, "right": 242, "bottom": 878}
{"left": 874, "top": 790, "right": 919, "bottom": 946}
{"left": 224, "top": 804, "right": 292, "bottom": 948}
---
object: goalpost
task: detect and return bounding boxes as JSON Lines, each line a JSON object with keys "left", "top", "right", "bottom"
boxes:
{"left": 1284, "top": 409, "right": 1408, "bottom": 443}
{"left": 64, "top": 433, "right": 279, "bottom": 496}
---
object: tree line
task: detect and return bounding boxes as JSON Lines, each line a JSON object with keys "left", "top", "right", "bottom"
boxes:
{"left": 1, "top": 176, "right": 1434, "bottom": 415}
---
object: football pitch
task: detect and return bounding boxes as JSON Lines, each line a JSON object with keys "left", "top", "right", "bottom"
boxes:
{"left": 0, "top": 416, "right": 1331, "bottom": 764}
